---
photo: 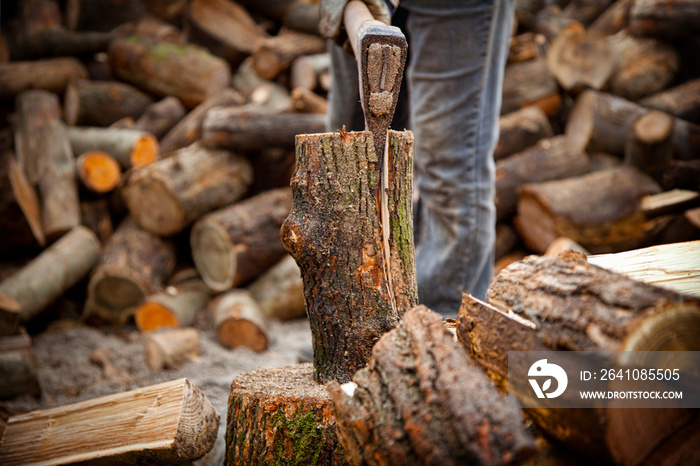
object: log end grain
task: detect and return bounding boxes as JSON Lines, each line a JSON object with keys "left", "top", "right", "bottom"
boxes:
{"left": 145, "top": 328, "right": 200, "bottom": 370}
{"left": 134, "top": 301, "right": 180, "bottom": 332}
{"left": 76, "top": 151, "right": 121, "bottom": 193}
{"left": 209, "top": 290, "right": 267, "bottom": 351}
{"left": 191, "top": 220, "right": 235, "bottom": 292}
{"left": 130, "top": 133, "right": 159, "bottom": 168}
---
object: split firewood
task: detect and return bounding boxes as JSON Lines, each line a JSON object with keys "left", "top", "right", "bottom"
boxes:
{"left": 247, "top": 255, "right": 305, "bottom": 321}
{"left": 64, "top": 79, "right": 154, "bottom": 127}
{"left": 252, "top": 28, "right": 326, "bottom": 81}
{"left": 588, "top": 0, "right": 633, "bottom": 35}
{"left": 328, "top": 305, "right": 536, "bottom": 466}
{"left": 290, "top": 53, "right": 330, "bottom": 91}
{"left": 281, "top": 131, "right": 418, "bottom": 383}
{"left": 495, "top": 106, "right": 553, "bottom": 161}
{"left": 68, "top": 126, "right": 159, "bottom": 170}
{"left": 84, "top": 217, "right": 176, "bottom": 324}
{"left": 208, "top": 290, "right": 268, "bottom": 351}
{"left": 132, "top": 96, "right": 186, "bottom": 139}
{"left": 80, "top": 198, "right": 113, "bottom": 243}
{"left": 0, "top": 378, "right": 219, "bottom": 465}
{"left": 628, "top": 0, "right": 700, "bottom": 39}
{"left": 457, "top": 253, "right": 700, "bottom": 464}
{"left": 145, "top": 328, "right": 201, "bottom": 370}
{"left": 496, "top": 135, "right": 590, "bottom": 220}
{"left": 0, "top": 57, "right": 87, "bottom": 99}
{"left": 640, "top": 78, "right": 700, "bottom": 124}
{"left": 75, "top": 151, "right": 121, "bottom": 193}
{"left": 135, "top": 279, "right": 210, "bottom": 332}
{"left": 226, "top": 364, "right": 346, "bottom": 465}
{"left": 560, "top": 0, "right": 613, "bottom": 26}
{"left": 515, "top": 166, "right": 665, "bottom": 253}
{"left": 191, "top": 187, "right": 293, "bottom": 291}
{"left": 113, "top": 14, "right": 186, "bottom": 44}
{"left": 641, "top": 190, "right": 700, "bottom": 218}
{"left": 0, "top": 226, "right": 100, "bottom": 323}
{"left": 290, "top": 87, "right": 328, "bottom": 114}
{"left": 65, "top": 0, "right": 147, "bottom": 32}
{"left": 501, "top": 57, "right": 560, "bottom": 116}
{"left": 0, "top": 329, "right": 40, "bottom": 400}
{"left": 624, "top": 109, "right": 674, "bottom": 182}
{"left": 124, "top": 144, "right": 253, "bottom": 236}
{"left": 108, "top": 35, "right": 231, "bottom": 108}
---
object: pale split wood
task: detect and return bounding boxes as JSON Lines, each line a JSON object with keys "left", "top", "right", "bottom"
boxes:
{"left": 145, "top": 328, "right": 201, "bottom": 370}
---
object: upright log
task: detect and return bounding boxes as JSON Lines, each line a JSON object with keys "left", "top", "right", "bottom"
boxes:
{"left": 64, "top": 79, "right": 154, "bottom": 127}
{"left": 0, "top": 58, "right": 87, "bottom": 99}
{"left": 281, "top": 130, "right": 418, "bottom": 383}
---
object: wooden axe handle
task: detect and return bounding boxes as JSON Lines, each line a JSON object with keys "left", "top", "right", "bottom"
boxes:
{"left": 344, "top": 0, "right": 385, "bottom": 58}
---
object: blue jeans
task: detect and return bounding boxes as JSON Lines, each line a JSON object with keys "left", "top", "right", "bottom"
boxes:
{"left": 328, "top": 0, "right": 513, "bottom": 318}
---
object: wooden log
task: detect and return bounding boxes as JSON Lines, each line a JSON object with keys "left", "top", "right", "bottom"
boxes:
{"left": 135, "top": 279, "right": 210, "bottom": 332}
{"left": 108, "top": 35, "right": 231, "bottom": 108}
{"left": 629, "top": 0, "right": 700, "bottom": 39}
{"left": 281, "top": 130, "right": 418, "bottom": 383}
{"left": 202, "top": 106, "right": 326, "bottom": 151}
{"left": 225, "top": 363, "right": 346, "bottom": 466}
{"left": 159, "top": 88, "right": 243, "bottom": 155}
{"left": 124, "top": 144, "right": 253, "bottom": 236}
{"left": 85, "top": 217, "right": 176, "bottom": 324}
{"left": 640, "top": 78, "right": 700, "bottom": 124}
{"left": 141, "top": 0, "right": 189, "bottom": 20}
{"left": 0, "top": 226, "right": 100, "bottom": 323}
{"left": 496, "top": 135, "right": 590, "bottom": 220}
{"left": 290, "top": 53, "right": 330, "bottom": 91}
{"left": 560, "top": 0, "right": 613, "bottom": 25}
{"left": 0, "top": 378, "right": 219, "bottom": 465}
{"left": 145, "top": 328, "right": 201, "bottom": 370}
{"left": 328, "top": 305, "right": 536, "bottom": 466}
{"left": 495, "top": 223, "right": 519, "bottom": 260}
{"left": 495, "top": 106, "right": 554, "bottom": 161}
{"left": 640, "top": 190, "right": 700, "bottom": 218}
{"left": 291, "top": 87, "right": 328, "bottom": 114}
{"left": 68, "top": 126, "right": 159, "bottom": 169}
{"left": 75, "top": 151, "right": 121, "bottom": 193}
{"left": 208, "top": 290, "right": 268, "bottom": 351}
{"left": 533, "top": 6, "right": 577, "bottom": 42}
{"left": 191, "top": 187, "right": 293, "bottom": 291}
{"left": 501, "top": 57, "right": 560, "bottom": 116}
{"left": 252, "top": 28, "right": 326, "bottom": 81}
{"left": 589, "top": 0, "right": 634, "bottom": 35}
{"left": 249, "top": 147, "right": 297, "bottom": 193}
{"left": 507, "top": 32, "right": 546, "bottom": 65}
{"left": 113, "top": 14, "right": 186, "bottom": 44}
{"left": 13, "top": 89, "right": 60, "bottom": 184}
{"left": 132, "top": 96, "right": 186, "bottom": 139}
{"left": 686, "top": 207, "right": 700, "bottom": 229}
{"left": 457, "top": 253, "right": 700, "bottom": 464}
{"left": 65, "top": 0, "right": 147, "bottom": 32}
{"left": 231, "top": 58, "right": 293, "bottom": 112}
{"left": 247, "top": 255, "right": 305, "bottom": 321}
{"left": 0, "top": 58, "right": 87, "bottom": 100}
{"left": 64, "top": 79, "right": 154, "bottom": 127}
{"left": 235, "top": 0, "right": 321, "bottom": 34}
{"left": 0, "top": 329, "right": 39, "bottom": 400}
{"left": 543, "top": 236, "right": 590, "bottom": 256}
{"left": 515, "top": 166, "right": 665, "bottom": 253}
{"left": 624, "top": 110, "right": 674, "bottom": 182}
{"left": 80, "top": 198, "right": 113, "bottom": 243}
{"left": 663, "top": 160, "right": 700, "bottom": 191}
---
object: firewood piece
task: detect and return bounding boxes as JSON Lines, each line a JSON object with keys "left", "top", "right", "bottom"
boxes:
{"left": 124, "top": 145, "right": 252, "bottom": 236}
{"left": 686, "top": 208, "right": 700, "bottom": 229}
{"left": 9, "top": 28, "right": 113, "bottom": 61}
{"left": 663, "top": 160, "right": 700, "bottom": 191}
{"left": 0, "top": 378, "right": 219, "bottom": 465}
{"left": 290, "top": 53, "right": 330, "bottom": 91}
{"left": 85, "top": 217, "right": 176, "bottom": 324}
{"left": 65, "top": 0, "right": 147, "bottom": 32}
{"left": 641, "top": 190, "right": 700, "bottom": 217}
{"left": 589, "top": 0, "right": 634, "bottom": 34}
{"left": 252, "top": 29, "right": 326, "bottom": 81}
{"left": 281, "top": 131, "right": 418, "bottom": 383}
{"left": 13, "top": 89, "right": 60, "bottom": 184}
{"left": 235, "top": 0, "right": 320, "bottom": 33}
{"left": 495, "top": 223, "right": 519, "bottom": 260}
{"left": 80, "top": 198, "right": 113, "bottom": 243}
{"left": 291, "top": 87, "right": 328, "bottom": 114}
{"left": 231, "top": 59, "right": 293, "bottom": 112}
{"left": 145, "top": 328, "right": 201, "bottom": 370}
{"left": 641, "top": 78, "right": 700, "bottom": 124}
{"left": 187, "top": 0, "right": 269, "bottom": 55}
{"left": 159, "top": 88, "right": 243, "bottom": 154}
{"left": 0, "top": 297, "right": 20, "bottom": 338}
{"left": 192, "top": 187, "right": 293, "bottom": 291}
{"left": 560, "top": 0, "right": 613, "bottom": 25}
{"left": 226, "top": 363, "right": 346, "bottom": 466}
{"left": 247, "top": 255, "right": 305, "bottom": 321}
{"left": 208, "top": 290, "right": 267, "bottom": 351}
{"left": 108, "top": 35, "right": 231, "bottom": 108}
{"left": 68, "top": 126, "right": 159, "bottom": 169}
{"left": 0, "top": 57, "right": 87, "bottom": 100}
{"left": 501, "top": 57, "right": 560, "bottom": 116}
{"left": 495, "top": 106, "right": 553, "bottom": 161}
{"left": 249, "top": 147, "right": 297, "bottom": 193}
{"left": 141, "top": 0, "right": 189, "bottom": 20}
{"left": 543, "top": 236, "right": 590, "bottom": 256}
{"left": 328, "top": 305, "right": 536, "bottom": 466}
{"left": 624, "top": 110, "right": 674, "bottom": 181}
{"left": 135, "top": 279, "right": 210, "bottom": 332}
{"left": 507, "top": 32, "right": 545, "bottom": 64}
{"left": 75, "top": 151, "right": 121, "bottom": 193}
{"left": 113, "top": 14, "right": 186, "bottom": 43}
{"left": 516, "top": 167, "right": 664, "bottom": 253}
{"left": 132, "top": 96, "right": 186, "bottom": 139}
{"left": 629, "top": 0, "right": 700, "bottom": 39}
{"left": 546, "top": 22, "right": 614, "bottom": 93}
{"left": 0, "top": 329, "right": 39, "bottom": 400}
{"left": 64, "top": 79, "right": 153, "bottom": 127}
{"left": 0, "top": 226, "right": 100, "bottom": 323}
{"left": 533, "top": 6, "right": 577, "bottom": 42}
{"left": 496, "top": 135, "right": 590, "bottom": 220}
{"left": 202, "top": 106, "right": 326, "bottom": 151}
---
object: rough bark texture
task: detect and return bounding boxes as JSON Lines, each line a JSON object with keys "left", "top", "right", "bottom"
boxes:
{"left": 0, "top": 57, "right": 88, "bottom": 99}
{"left": 501, "top": 57, "right": 560, "bottom": 116}
{"left": 145, "top": 328, "right": 201, "bottom": 370}
{"left": 225, "top": 363, "right": 347, "bottom": 466}
{"left": 328, "top": 305, "right": 536, "bottom": 466}
{"left": 640, "top": 78, "right": 700, "bottom": 124}
{"left": 252, "top": 29, "right": 326, "bottom": 81}
{"left": 64, "top": 79, "right": 154, "bottom": 127}
{"left": 133, "top": 96, "right": 186, "bottom": 138}
{"left": 495, "top": 106, "right": 553, "bottom": 161}
{"left": 208, "top": 290, "right": 267, "bottom": 351}
{"left": 628, "top": 0, "right": 700, "bottom": 39}
{"left": 589, "top": 0, "right": 634, "bottom": 34}
{"left": 281, "top": 130, "right": 418, "bottom": 383}
{"left": 66, "top": 0, "right": 146, "bottom": 31}
{"left": 247, "top": 255, "right": 305, "bottom": 321}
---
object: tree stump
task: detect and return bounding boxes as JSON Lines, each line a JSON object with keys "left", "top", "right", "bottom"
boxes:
{"left": 281, "top": 130, "right": 418, "bottom": 383}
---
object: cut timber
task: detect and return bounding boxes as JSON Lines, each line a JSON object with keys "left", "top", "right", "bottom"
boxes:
{"left": 641, "top": 79, "right": 700, "bottom": 124}
{"left": 560, "top": 0, "right": 614, "bottom": 26}
{"left": 0, "top": 378, "right": 219, "bottom": 465}
{"left": 328, "top": 305, "right": 536, "bottom": 465}
{"left": 75, "top": 151, "right": 121, "bottom": 193}
{"left": 624, "top": 110, "right": 674, "bottom": 182}
{"left": 208, "top": 290, "right": 267, "bottom": 351}
{"left": 65, "top": 0, "right": 146, "bottom": 32}
{"left": 247, "top": 255, "right": 305, "bottom": 321}
{"left": 641, "top": 189, "right": 700, "bottom": 217}
{"left": 457, "top": 253, "right": 700, "bottom": 464}
{"left": 629, "top": 0, "right": 700, "bottom": 39}
{"left": 142, "top": 0, "right": 189, "bottom": 20}
{"left": 663, "top": 160, "right": 700, "bottom": 191}
{"left": 501, "top": 57, "right": 560, "bottom": 116}
{"left": 516, "top": 167, "right": 664, "bottom": 253}
{"left": 533, "top": 6, "right": 578, "bottom": 42}
{"left": 0, "top": 226, "right": 100, "bottom": 323}
{"left": 0, "top": 57, "right": 87, "bottom": 99}
{"left": 202, "top": 106, "right": 326, "bottom": 151}
{"left": 192, "top": 187, "right": 293, "bottom": 291}
{"left": 291, "top": 87, "right": 328, "bottom": 114}
{"left": 589, "top": 0, "right": 634, "bottom": 34}
{"left": 135, "top": 279, "right": 210, "bottom": 332}
{"left": 145, "top": 328, "right": 201, "bottom": 370}
{"left": 589, "top": 240, "right": 700, "bottom": 297}
{"left": 13, "top": 90, "right": 60, "bottom": 184}
{"left": 187, "top": 0, "right": 269, "bottom": 55}
{"left": 85, "top": 217, "right": 176, "bottom": 324}
{"left": 544, "top": 236, "right": 590, "bottom": 256}
{"left": 235, "top": 0, "right": 321, "bottom": 34}
{"left": 108, "top": 35, "right": 230, "bottom": 108}
{"left": 495, "top": 135, "right": 590, "bottom": 220}
{"left": 495, "top": 106, "right": 553, "bottom": 161}
{"left": 133, "top": 96, "right": 186, "bottom": 139}
{"left": 281, "top": 131, "right": 418, "bottom": 383}
{"left": 68, "top": 126, "right": 159, "bottom": 169}
{"left": 64, "top": 79, "right": 153, "bottom": 127}
{"left": 290, "top": 54, "right": 330, "bottom": 91}
{"left": 495, "top": 223, "right": 519, "bottom": 260}
{"left": 80, "top": 198, "right": 113, "bottom": 243}
{"left": 225, "top": 363, "right": 346, "bottom": 466}
{"left": 252, "top": 29, "right": 326, "bottom": 81}
{"left": 0, "top": 329, "right": 39, "bottom": 399}
{"left": 507, "top": 32, "right": 545, "bottom": 65}
{"left": 231, "top": 58, "right": 293, "bottom": 113}
{"left": 113, "top": 14, "right": 186, "bottom": 44}
{"left": 124, "top": 144, "right": 253, "bottom": 236}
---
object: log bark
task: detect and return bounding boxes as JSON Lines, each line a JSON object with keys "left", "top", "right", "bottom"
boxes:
{"left": 145, "top": 328, "right": 201, "bottom": 370}
{"left": 629, "top": 0, "right": 700, "bottom": 39}
{"left": 0, "top": 58, "right": 87, "bottom": 100}
{"left": 108, "top": 35, "right": 231, "bottom": 108}
{"left": 64, "top": 79, "right": 154, "bottom": 127}
{"left": 501, "top": 57, "right": 560, "bottom": 116}
{"left": 495, "top": 104, "right": 553, "bottom": 161}
{"left": 80, "top": 198, "right": 113, "bottom": 243}
{"left": 68, "top": 126, "right": 159, "bottom": 169}
{"left": 132, "top": 96, "right": 186, "bottom": 139}
{"left": 290, "top": 53, "right": 330, "bottom": 91}
{"left": 135, "top": 279, "right": 210, "bottom": 332}
{"left": 208, "top": 290, "right": 268, "bottom": 351}
{"left": 0, "top": 226, "right": 100, "bottom": 323}
{"left": 507, "top": 32, "right": 545, "bottom": 65}
{"left": 560, "top": 0, "right": 613, "bottom": 25}
{"left": 85, "top": 217, "right": 176, "bottom": 324}
{"left": 113, "top": 14, "right": 186, "bottom": 44}
{"left": 640, "top": 189, "right": 700, "bottom": 218}
{"left": 624, "top": 110, "right": 674, "bottom": 182}
{"left": 252, "top": 28, "right": 326, "bottom": 80}
{"left": 231, "top": 58, "right": 293, "bottom": 113}
{"left": 226, "top": 363, "right": 346, "bottom": 465}
{"left": 543, "top": 236, "right": 589, "bottom": 256}
{"left": 247, "top": 255, "right": 305, "bottom": 321}
{"left": 291, "top": 87, "right": 328, "bottom": 114}
{"left": 141, "top": 0, "right": 189, "bottom": 20}
{"left": 75, "top": 151, "right": 122, "bottom": 193}
{"left": 589, "top": 0, "right": 634, "bottom": 34}
{"left": 495, "top": 135, "right": 590, "bottom": 220}
{"left": 281, "top": 130, "right": 418, "bottom": 383}
{"left": 328, "top": 305, "right": 536, "bottom": 466}
{"left": 640, "top": 78, "right": 700, "bottom": 124}
{"left": 235, "top": 0, "right": 321, "bottom": 33}
{"left": 495, "top": 223, "right": 519, "bottom": 260}
{"left": 516, "top": 166, "right": 665, "bottom": 253}
{"left": 663, "top": 160, "right": 700, "bottom": 191}
{"left": 65, "top": 0, "right": 147, "bottom": 32}
{"left": 0, "top": 378, "right": 219, "bottom": 465}
{"left": 124, "top": 144, "right": 253, "bottom": 236}
{"left": 0, "top": 329, "right": 39, "bottom": 400}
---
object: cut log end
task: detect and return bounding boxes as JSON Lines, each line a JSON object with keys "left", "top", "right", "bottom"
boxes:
{"left": 129, "top": 177, "right": 184, "bottom": 236}
{"left": 131, "top": 134, "right": 159, "bottom": 168}
{"left": 145, "top": 328, "right": 200, "bottom": 370}
{"left": 209, "top": 290, "right": 267, "bottom": 351}
{"left": 621, "top": 302, "right": 700, "bottom": 352}
{"left": 89, "top": 275, "right": 147, "bottom": 323}
{"left": 217, "top": 319, "right": 267, "bottom": 351}
{"left": 191, "top": 222, "right": 236, "bottom": 292}
{"left": 134, "top": 301, "right": 180, "bottom": 332}
{"left": 634, "top": 110, "right": 674, "bottom": 145}
{"left": 77, "top": 151, "right": 121, "bottom": 193}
